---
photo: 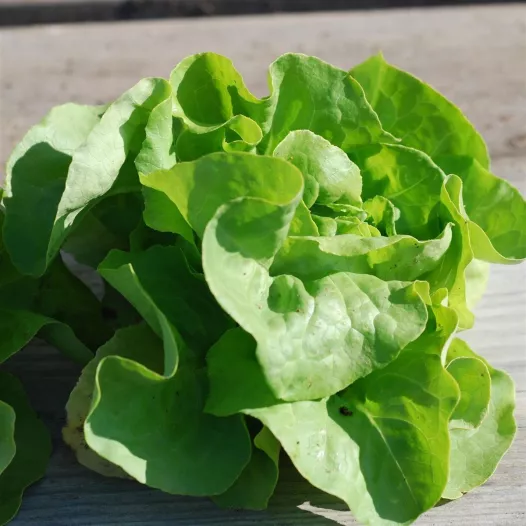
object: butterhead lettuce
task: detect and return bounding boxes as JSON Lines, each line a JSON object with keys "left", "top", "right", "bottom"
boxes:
{"left": 1, "top": 52, "right": 524, "bottom": 525}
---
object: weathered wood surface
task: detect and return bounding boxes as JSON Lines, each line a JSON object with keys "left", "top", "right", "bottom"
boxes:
{"left": 1, "top": 4, "right": 525, "bottom": 525}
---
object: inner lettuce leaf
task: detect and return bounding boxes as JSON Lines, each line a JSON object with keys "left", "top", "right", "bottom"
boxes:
{"left": 2, "top": 51, "right": 525, "bottom": 526}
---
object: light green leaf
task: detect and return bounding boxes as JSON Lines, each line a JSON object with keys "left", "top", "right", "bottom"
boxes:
{"left": 170, "top": 53, "right": 267, "bottom": 131}
{"left": 350, "top": 144, "right": 445, "bottom": 239}
{"left": 273, "top": 130, "right": 362, "bottom": 208}
{"left": 271, "top": 225, "right": 452, "bottom": 283}
{"left": 437, "top": 155, "right": 526, "bottom": 262}
{"left": 63, "top": 323, "right": 162, "bottom": 479}
{"left": 446, "top": 357, "right": 490, "bottom": 430}
{"left": 84, "top": 324, "right": 251, "bottom": 496}
{"left": 261, "top": 53, "right": 396, "bottom": 153}
{"left": 203, "top": 195, "right": 427, "bottom": 402}
{"left": 4, "top": 79, "right": 171, "bottom": 276}
{"left": 176, "top": 115, "right": 263, "bottom": 161}
{"left": 443, "top": 339, "right": 516, "bottom": 500}
{"left": 206, "top": 329, "right": 458, "bottom": 525}
{"left": 2, "top": 103, "right": 104, "bottom": 276}
{"left": 0, "top": 372, "right": 51, "bottom": 525}
{"left": 351, "top": 53, "right": 489, "bottom": 167}
{"left": 288, "top": 200, "right": 319, "bottom": 236}
{"left": 464, "top": 258, "right": 490, "bottom": 311}
{"left": 423, "top": 175, "right": 474, "bottom": 329}
{"left": 312, "top": 214, "right": 338, "bottom": 236}
{"left": 140, "top": 152, "right": 304, "bottom": 240}
{"left": 134, "top": 97, "right": 178, "bottom": 175}
{"left": 363, "top": 196, "right": 399, "bottom": 236}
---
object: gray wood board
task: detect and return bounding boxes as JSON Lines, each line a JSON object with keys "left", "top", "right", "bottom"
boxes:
{"left": 1, "top": 4, "right": 526, "bottom": 172}
{"left": 0, "top": 4, "right": 525, "bottom": 525}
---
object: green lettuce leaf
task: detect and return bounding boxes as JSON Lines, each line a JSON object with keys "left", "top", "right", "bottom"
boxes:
{"left": 213, "top": 424, "right": 280, "bottom": 510}
{"left": 443, "top": 339, "right": 516, "bottom": 499}
{"left": 436, "top": 156, "right": 526, "bottom": 262}
{"left": 0, "top": 372, "right": 51, "bottom": 525}
{"left": 349, "top": 144, "right": 445, "bottom": 240}
{"left": 272, "top": 130, "right": 362, "bottom": 208}
{"left": 206, "top": 327, "right": 459, "bottom": 525}
{"left": 0, "top": 402, "right": 15, "bottom": 476}
{"left": 202, "top": 186, "right": 428, "bottom": 402}
{"left": 1, "top": 212, "right": 107, "bottom": 364}
{"left": 3, "top": 80, "right": 171, "bottom": 276}
{"left": 351, "top": 53, "right": 489, "bottom": 168}
{"left": 83, "top": 323, "right": 251, "bottom": 496}
{"left": 2, "top": 103, "right": 104, "bottom": 276}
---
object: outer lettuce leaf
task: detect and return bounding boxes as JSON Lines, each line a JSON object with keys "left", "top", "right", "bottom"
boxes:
{"left": 206, "top": 327, "right": 459, "bottom": 526}
{"left": 464, "top": 258, "right": 490, "bottom": 311}
{"left": 0, "top": 372, "right": 51, "bottom": 525}
{"left": 443, "top": 339, "right": 516, "bottom": 499}
{"left": 212, "top": 424, "right": 280, "bottom": 510}
{"left": 1, "top": 212, "right": 108, "bottom": 364}
{"left": 446, "top": 356, "right": 490, "bottom": 431}
{"left": 0, "top": 402, "right": 15, "bottom": 475}
{"left": 3, "top": 80, "right": 171, "bottom": 276}
{"left": 170, "top": 53, "right": 268, "bottom": 132}
{"left": 63, "top": 323, "right": 164, "bottom": 479}
{"left": 2, "top": 103, "right": 104, "bottom": 276}
{"left": 261, "top": 53, "right": 396, "bottom": 153}
{"left": 99, "top": 243, "right": 232, "bottom": 360}
{"left": 422, "top": 175, "right": 475, "bottom": 329}
{"left": 437, "top": 156, "right": 526, "bottom": 262}
{"left": 83, "top": 323, "right": 251, "bottom": 496}
{"left": 351, "top": 53, "right": 489, "bottom": 168}
{"left": 168, "top": 52, "right": 395, "bottom": 157}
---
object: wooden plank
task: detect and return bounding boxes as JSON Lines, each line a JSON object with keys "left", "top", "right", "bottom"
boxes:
{"left": 1, "top": 5, "right": 525, "bottom": 525}
{"left": 1, "top": 4, "right": 526, "bottom": 172}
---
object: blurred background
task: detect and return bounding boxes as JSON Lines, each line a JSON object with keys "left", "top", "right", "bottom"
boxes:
{"left": 0, "top": 0, "right": 520, "bottom": 26}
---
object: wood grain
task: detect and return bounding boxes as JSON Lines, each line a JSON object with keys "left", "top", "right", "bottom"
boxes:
{"left": 1, "top": 5, "right": 525, "bottom": 525}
